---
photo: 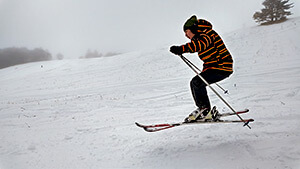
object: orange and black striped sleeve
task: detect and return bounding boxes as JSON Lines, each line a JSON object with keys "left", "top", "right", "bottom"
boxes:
{"left": 181, "top": 34, "right": 212, "bottom": 53}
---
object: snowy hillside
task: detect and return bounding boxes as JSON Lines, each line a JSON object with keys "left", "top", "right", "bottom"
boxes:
{"left": 1, "top": 18, "right": 300, "bottom": 169}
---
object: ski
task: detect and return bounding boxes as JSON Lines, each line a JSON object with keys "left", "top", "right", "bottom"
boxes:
{"left": 135, "top": 109, "right": 253, "bottom": 132}
{"left": 135, "top": 119, "right": 254, "bottom": 132}
{"left": 216, "top": 109, "right": 249, "bottom": 117}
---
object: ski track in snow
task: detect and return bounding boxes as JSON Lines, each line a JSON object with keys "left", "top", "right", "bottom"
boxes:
{"left": 0, "top": 18, "right": 300, "bottom": 169}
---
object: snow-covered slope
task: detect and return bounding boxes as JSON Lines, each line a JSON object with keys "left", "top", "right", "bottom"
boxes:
{"left": 1, "top": 18, "right": 300, "bottom": 169}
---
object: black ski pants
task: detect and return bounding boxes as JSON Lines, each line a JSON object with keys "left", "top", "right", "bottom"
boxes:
{"left": 190, "top": 69, "right": 232, "bottom": 110}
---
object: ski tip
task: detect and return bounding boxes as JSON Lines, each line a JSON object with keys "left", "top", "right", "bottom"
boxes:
{"left": 236, "top": 109, "right": 250, "bottom": 114}
{"left": 240, "top": 109, "right": 250, "bottom": 113}
{"left": 135, "top": 122, "right": 148, "bottom": 131}
{"left": 135, "top": 122, "right": 142, "bottom": 127}
{"left": 243, "top": 119, "right": 254, "bottom": 129}
{"left": 243, "top": 119, "right": 254, "bottom": 123}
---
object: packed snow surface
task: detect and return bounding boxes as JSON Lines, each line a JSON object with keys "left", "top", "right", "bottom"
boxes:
{"left": 1, "top": 18, "right": 300, "bottom": 169}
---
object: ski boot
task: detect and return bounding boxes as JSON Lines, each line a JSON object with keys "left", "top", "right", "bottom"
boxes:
{"left": 184, "top": 107, "right": 210, "bottom": 123}
{"left": 210, "top": 106, "right": 220, "bottom": 121}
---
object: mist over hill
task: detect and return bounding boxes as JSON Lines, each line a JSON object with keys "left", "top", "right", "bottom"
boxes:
{"left": 0, "top": 18, "right": 300, "bottom": 169}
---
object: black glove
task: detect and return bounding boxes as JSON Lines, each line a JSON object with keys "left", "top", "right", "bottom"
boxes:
{"left": 170, "top": 46, "right": 183, "bottom": 55}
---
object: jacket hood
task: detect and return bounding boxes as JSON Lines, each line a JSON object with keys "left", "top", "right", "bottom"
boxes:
{"left": 195, "top": 19, "right": 213, "bottom": 32}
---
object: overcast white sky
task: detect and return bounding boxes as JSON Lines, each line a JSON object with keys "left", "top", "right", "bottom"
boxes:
{"left": 0, "top": 0, "right": 299, "bottom": 58}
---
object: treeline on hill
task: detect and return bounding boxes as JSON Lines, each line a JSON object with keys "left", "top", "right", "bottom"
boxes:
{"left": 0, "top": 47, "right": 52, "bottom": 69}
{"left": 80, "top": 49, "right": 121, "bottom": 59}
{"left": 0, "top": 47, "right": 121, "bottom": 69}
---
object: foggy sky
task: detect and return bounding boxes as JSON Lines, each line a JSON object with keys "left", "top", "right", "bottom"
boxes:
{"left": 0, "top": 0, "right": 299, "bottom": 58}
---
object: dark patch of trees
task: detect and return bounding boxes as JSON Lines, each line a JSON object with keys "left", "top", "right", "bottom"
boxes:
{"left": 80, "top": 49, "right": 121, "bottom": 59}
{"left": 0, "top": 47, "right": 52, "bottom": 69}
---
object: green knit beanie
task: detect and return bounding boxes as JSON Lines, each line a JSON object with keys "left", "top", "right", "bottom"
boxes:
{"left": 183, "top": 15, "right": 197, "bottom": 31}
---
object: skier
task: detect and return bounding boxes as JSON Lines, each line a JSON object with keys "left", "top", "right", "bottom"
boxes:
{"left": 170, "top": 15, "right": 233, "bottom": 122}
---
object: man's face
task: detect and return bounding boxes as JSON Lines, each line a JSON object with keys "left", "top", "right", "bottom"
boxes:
{"left": 185, "top": 29, "right": 195, "bottom": 39}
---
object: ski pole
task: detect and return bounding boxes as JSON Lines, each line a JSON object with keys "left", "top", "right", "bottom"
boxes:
{"left": 180, "top": 55, "right": 229, "bottom": 94}
{"left": 215, "top": 83, "right": 229, "bottom": 94}
{"left": 179, "top": 54, "right": 251, "bottom": 129}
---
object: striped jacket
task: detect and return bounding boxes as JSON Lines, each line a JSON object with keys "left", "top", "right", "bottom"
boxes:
{"left": 181, "top": 19, "right": 233, "bottom": 73}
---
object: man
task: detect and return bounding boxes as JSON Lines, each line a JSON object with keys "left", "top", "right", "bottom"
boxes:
{"left": 170, "top": 15, "right": 233, "bottom": 122}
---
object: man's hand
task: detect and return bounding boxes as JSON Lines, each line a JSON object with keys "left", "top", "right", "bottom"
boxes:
{"left": 170, "top": 46, "right": 183, "bottom": 55}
